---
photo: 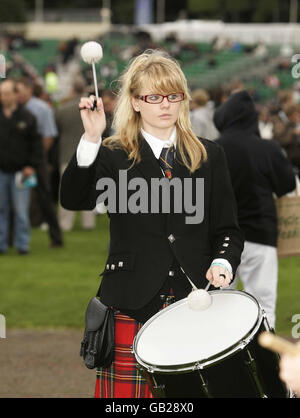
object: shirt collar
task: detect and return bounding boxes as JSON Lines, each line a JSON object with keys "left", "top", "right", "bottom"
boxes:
{"left": 141, "top": 127, "right": 177, "bottom": 159}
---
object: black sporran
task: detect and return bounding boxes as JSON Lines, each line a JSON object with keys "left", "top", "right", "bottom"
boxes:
{"left": 80, "top": 297, "right": 114, "bottom": 369}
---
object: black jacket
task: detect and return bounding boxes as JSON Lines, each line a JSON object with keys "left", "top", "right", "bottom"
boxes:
{"left": 60, "top": 135, "right": 244, "bottom": 313}
{"left": 0, "top": 105, "right": 43, "bottom": 172}
{"left": 214, "top": 91, "right": 296, "bottom": 247}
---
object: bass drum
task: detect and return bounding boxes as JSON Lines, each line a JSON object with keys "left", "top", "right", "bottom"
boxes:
{"left": 133, "top": 290, "right": 289, "bottom": 398}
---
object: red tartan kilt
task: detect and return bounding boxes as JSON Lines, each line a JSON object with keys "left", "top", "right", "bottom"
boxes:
{"left": 95, "top": 312, "right": 154, "bottom": 398}
{"left": 95, "top": 295, "right": 175, "bottom": 398}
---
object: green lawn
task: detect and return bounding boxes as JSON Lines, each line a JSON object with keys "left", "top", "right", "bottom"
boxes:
{"left": 0, "top": 214, "right": 299, "bottom": 337}
{"left": 0, "top": 214, "right": 110, "bottom": 329}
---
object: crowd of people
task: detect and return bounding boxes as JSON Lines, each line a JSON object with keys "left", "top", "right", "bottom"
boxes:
{"left": 0, "top": 74, "right": 119, "bottom": 254}
{"left": 0, "top": 34, "right": 300, "bottom": 396}
{"left": 1, "top": 61, "right": 299, "bottom": 296}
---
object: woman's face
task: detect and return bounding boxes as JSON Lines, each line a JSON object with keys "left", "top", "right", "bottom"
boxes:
{"left": 131, "top": 84, "right": 182, "bottom": 134}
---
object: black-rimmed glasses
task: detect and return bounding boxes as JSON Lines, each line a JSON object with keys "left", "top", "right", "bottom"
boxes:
{"left": 137, "top": 92, "right": 185, "bottom": 104}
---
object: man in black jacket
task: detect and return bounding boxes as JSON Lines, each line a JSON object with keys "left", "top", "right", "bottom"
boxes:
{"left": 0, "top": 79, "right": 43, "bottom": 254}
{"left": 214, "top": 90, "right": 296, "bottom": 329}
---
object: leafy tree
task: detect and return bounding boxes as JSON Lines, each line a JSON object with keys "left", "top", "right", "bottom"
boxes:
{"left": 253, "top": 0, "right": 281, "bottom": 23}
{"left": 0, "top": 0, "right": 27, "bottom": 22}
{"left": 188, "top": 0, "right": 220, "bottom": 13}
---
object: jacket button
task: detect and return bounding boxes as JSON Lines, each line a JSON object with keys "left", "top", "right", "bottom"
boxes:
{"left": 169, "top": 270, "right": 174, "bottom": 276}
{"left": 168, "top": 234, "right": 175, "bottom": 243}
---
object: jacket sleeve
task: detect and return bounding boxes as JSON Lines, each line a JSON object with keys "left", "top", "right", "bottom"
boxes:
{"left": 210, "top": 144, "right": 244, "bottom": 276}
{"left": 60, "top": 143, "right": 114, "bottom": 211}
{"left": 266, "top": 141, "right": 296, "bottom": 197}
{"left": 27, "top": 115, "right": 44, "bottom": 168}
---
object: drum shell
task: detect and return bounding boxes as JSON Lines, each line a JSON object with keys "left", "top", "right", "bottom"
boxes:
{"left": 134, "top": 291, "right": 290, "bottom": 399}
{"left": 139, "top": 318, "right": 289, "bottom": 398}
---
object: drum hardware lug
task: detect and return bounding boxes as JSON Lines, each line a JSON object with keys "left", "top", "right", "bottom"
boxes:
{"left": 136, "top": 364, "right": 164, "bottom": 398}
{"left": 138, "top": 365, "right": 165, "bottom": 398}
{"left": 152, "top": 382, "right": 166, "bottom": 398}
{"left": 244, "top": 349, "right": 267, "bottom": 398}
{"left": 149, "top": 374, "right": 166, "bottom": 398}
{"left": 193, "top": 361, "right": 203, "bottom": 371}
{"left": 239, "top": 339, "right": 248, "bottom": 350}
{"left": 261, "top": 313, "right": 272, "bottom": 331}
{"left": 197, "top": 370, "right": 212, "bottom": 398}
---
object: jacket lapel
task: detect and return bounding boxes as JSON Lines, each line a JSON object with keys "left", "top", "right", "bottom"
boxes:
{"left": 133, "top": 134, "right": 191, "bottom": 181}
{"left": 132, "top": 135, "right": 164, "bottom": 182}
{"left": 172, "top": 148, "right": 192, "bottom": 180}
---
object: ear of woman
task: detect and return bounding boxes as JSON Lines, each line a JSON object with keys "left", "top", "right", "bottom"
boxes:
{"left": 131, "top": 97, "right": 140, "bottom": 112}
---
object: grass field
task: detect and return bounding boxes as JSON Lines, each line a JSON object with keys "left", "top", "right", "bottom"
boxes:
{"left": 0, "top": 213, "right": 299, "bottom": 336}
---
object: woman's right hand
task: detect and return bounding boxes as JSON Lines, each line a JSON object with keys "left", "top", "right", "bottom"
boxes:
{"left": 79, "top": 95, "right": 107, "bottom": 143}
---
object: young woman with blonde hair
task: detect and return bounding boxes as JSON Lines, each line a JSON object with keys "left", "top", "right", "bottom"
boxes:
{"left": 60, "top": 49, "right": 244, "bottom": 398}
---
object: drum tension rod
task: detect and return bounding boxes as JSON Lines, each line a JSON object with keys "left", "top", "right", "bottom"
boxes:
{"left": 194, "top": 363, "right": 212, "bottom": 398}
{"left": 244, "top": 349, "right": 267, "bottom": 398}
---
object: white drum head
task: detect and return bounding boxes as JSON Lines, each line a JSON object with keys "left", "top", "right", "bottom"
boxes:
{"left": 134, "top": 291, "right": 260, "bottom": 368}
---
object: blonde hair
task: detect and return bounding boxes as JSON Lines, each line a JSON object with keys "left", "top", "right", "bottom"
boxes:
{"left": 191, "top": 89, "right": 210, "bottom": 107}
{"left": 103, "top": 49, "right": 207, "bottom": 173}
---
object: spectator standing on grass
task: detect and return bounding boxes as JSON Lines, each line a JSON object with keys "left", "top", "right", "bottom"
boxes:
{"left": 272, "top": 103, "right": 300, "bottom": 178}
{"left": 258, "top": 106, "right": 274, "bottom": 140}
{"left": 101, "top": 89, "right": 118, "bottom": 139}
{"left": 214, "top": 90, "right": 296, "bottom": 329}
{"left": 56, "top": 77, "right": 96, "bottom": 232}
{"left": 0, "top": 79, "right": 43, "bottom": 255}
{"left": 16, "top": 77, "right": 63, "bottom": 248}
{"left": 190, "top": 89, "right": 219, "bottom": 140}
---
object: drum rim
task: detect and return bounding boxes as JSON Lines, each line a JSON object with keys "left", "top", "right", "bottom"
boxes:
{"left": 133, "top": 290, "right": 265, "bottom": 374}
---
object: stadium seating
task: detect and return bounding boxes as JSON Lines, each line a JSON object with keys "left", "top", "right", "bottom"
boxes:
{"left": 9, "top": 35, "right": 294, "bottom": 103}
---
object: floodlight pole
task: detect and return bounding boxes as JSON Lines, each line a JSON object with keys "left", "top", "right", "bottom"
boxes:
{"left": 101, "top": 0, "right": 112, "bottom": 25}
{"left": 290, "top": 0, "right": 298, "bottom": 23}
{"left": 35, "top": 0, "right": 44, "bottom": 22}
{"left": 157, "top": 0, "right": 165, "bottom": 24}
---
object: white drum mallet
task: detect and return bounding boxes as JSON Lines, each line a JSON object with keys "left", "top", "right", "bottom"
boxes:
{"left": 80, "top": 41, "right": 103, "bottom": 110}
{"left": 180, "top": 267, "right": 212, "bottom": 311}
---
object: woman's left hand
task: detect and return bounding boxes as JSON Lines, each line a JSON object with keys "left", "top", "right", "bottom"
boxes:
{"left": 206, "top": 265, "right": 232, "bottom": 288}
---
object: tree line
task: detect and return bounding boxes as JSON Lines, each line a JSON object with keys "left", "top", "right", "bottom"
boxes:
{"left": 0, "top": 0, "right": 297, "bottom": 24}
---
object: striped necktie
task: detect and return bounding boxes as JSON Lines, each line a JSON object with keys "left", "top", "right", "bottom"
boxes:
{"left": 159, "top": 146, "right": 175, "bottom": 179}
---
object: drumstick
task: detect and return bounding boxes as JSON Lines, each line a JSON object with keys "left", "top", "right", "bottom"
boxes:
{"left": 258, "top": 332, "right": 300, "bottom": 357}
{"left": 180, "top": 266, "right": 213, "bottom": 290}
{"left": 180, "top": 267, "right": 198, "bottom": 290}
{"left": 80, "top": 41, "right": 103, "bottom": 110}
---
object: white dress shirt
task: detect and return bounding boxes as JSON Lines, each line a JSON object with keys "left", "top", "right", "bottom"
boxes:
{"left": 76, "top": 127, "right": 177, "bottom": 167}
{"left": 76, "top": 129, "right": 232, "bottom": 275}
{"left": 141, "top": 127, "right": 177, "bottom": 158}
